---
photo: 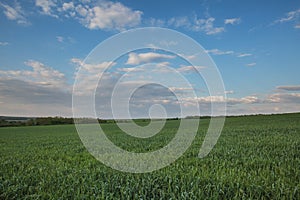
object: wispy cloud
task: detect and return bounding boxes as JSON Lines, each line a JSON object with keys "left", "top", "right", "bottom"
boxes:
{"left": 237, "top": 53, "right": 252, "bottom": 57}
{"left": 166, "top": 16, "right": 225, "bottom": 35}
{"left": 274, "top": 9, "right": 300, "bottom": 23}
{"left": 246, "top": 63, "right": 256, "bottom": 67}
{"left": 126, "top": 52, "right": 175, "bottom": 65}
{"left": 273, "top": 8, "right": 300, "bottom": 28}
{"left": 35, "top": 0, "right": 57, "bottom": 17}
{"left": 224, "top": 18, "right": 241, "bottom": 25}
{"left": 265, "top": 93, "right": 300, "bottom": 103}
{"left": 71, "top": 58, "right": 115, "bottom": 74}
{"left": 177, "top": 65, "right": 206, "bottom": 73}
{"left": 178, "top": 53, "right": 197, "bottom": 60}
{"left": 167, "top": 16, "right": 189, "bottom": 28}
{"left": 204, "top": 49, "right": 253, "bottom": 59}
{"left": 225, "top": 90, "right": 234, "bottom": 94}
{"left": 205, "top": 49, "right": 234, "bottom": 55}
{"left": 276, "top": 85, "right": 300, "bottom": 91}
{"left": 0, "top": 2, "right": 29, "bottom": 25}
{"left": 55, "top": 36, "right": 75, "bottom": 44}
{"left": 0, "top": 42, "right": 9, "bottom": 46}
{"left": 295, "top": 24, "right": 300, "bottom": 29}
{"left": 193, "top": 17, "right": 225, "bottom": 35}
{"left": 182, "top": 95, "right": 260, "bottom": 105}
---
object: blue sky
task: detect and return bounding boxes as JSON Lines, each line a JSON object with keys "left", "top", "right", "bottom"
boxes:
{"left": 0, "top": 0, "right": 300, "bottom": 117}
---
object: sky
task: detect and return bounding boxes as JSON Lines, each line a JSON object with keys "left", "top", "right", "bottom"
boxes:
{"left": 0, "top": 0, "right": 300, "bottom": 118}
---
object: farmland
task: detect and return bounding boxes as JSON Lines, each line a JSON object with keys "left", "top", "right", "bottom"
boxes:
{"left": 0, "top": 113, "right": 299, "bottom": 199}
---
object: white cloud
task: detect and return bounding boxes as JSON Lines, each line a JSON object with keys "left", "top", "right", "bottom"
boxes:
{"left": 155, "top": 62, "right": 170, "bottom": 68}
{"left": 2, "top": 59, "right": 300, "bottom": 117}
{"left": 168, "top": 16, "right": 225, "bottom": 35}
{"left": 276, "top": 85, "right": 300, "bottom": 91}
{"left": 273, "top": 8, "right": 300, "bottom": 28}
{"left": 71, "top": 58, "right": 117, "bottom": 96}
{"left": 192, "top": 17, "right": 225, "bottom": 35}
{"left": 71, "top": 58, "right": 115, "bottom": 74}
{"left": 205, "top": 49, "right": 234, "bottom": 55}
{"left": 225, "top": 90, "right": 234, "bottom": 94}
{"left": 0, "top": 79, "right": 72, "bottom": 117}
{"left": 78, "top": 1, "right": 142, "bottom": 31}
{"left": 117, "top": 67, "right": 141, "bottom": 73}
{"left": 75, "top": 5, "right": 88, "bottom": 16}
{"left": 295, "top": 24, "right": 300, "bottom": 29}
{"left": 178, "top": 53, "right": 197, "bottom": 60}
{"left": 224, "top": 18, "right": 241, "bottom": 25}
{"left": 210, "top": 96, "right": 259, "bottom": 104}
{"left": 24, "top": 60, "right": 66, "bottom": 88}
{"left": 177, "top": 65, "right": 206, "bottom": 73}
{"left": 0, "top": 60, "right": 67, "bottom": 89}
{"left": 0, "top": 2, "right": 28, "bottom": 25}
{"left": 232, "top": 96, "right": 260, "bottom": 104}
{"left": 168, "top": 16, "right": 190, "bottom": 28}
{"left": 159, "top": 40, "right": 178, "bottom": 47}
{"left": 246, "top": 63, "right": 256, "bottom": 67}
{"left": 0, "top": 60, "right": 71, "bottom": 116}
{"left": 147, "top": 18, "right": 166, "bottom": 27}
{"left": 274, "top": 9, "right": 300, "bottom": 23}
{"left": 131, "top": 62, "right": 206, "bottom": 74}
{"left": 237, "top": 53, "right": 252, "bottom": 57}
{"left": 62, "top": 2, "right": 74, "bottom": 11}
{"left": 169, "top": 87, "right": 193, "bottom": 92}
{"left": 204, "top": 49, "right": 252, "bottom": 58}
{"left": 146, "top": 41, "right": 178, "bottom": 50}
{"left": 265, "top": 93, "right": 300, "bottom": 103}
{"left": 181, "top": 95, "right": 260, "bottom": 105}
{"left": 0, "top": 42, "right": 9, "bottom": 46}
{"left": 126, "top": 52, "right": 175, "bottom": 65}
{"left": 35, "top": 0, "right": 57, "bottom": 17}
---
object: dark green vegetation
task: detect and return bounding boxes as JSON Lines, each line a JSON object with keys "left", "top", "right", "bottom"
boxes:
{"left": 0, "top": 113, "right": 299, "bottom": 199}
{"left": 0, "top": 116, "right": 119, "bottom": 127}
{"left": 0, "top": 116, "right": 74, "bottom": 127}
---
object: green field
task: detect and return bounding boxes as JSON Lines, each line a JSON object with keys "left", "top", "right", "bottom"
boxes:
{"left": 0, "top": 113, "right": 299, "bottom": 199}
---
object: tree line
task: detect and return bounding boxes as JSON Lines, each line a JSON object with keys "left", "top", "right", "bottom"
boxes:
{"left": 0, "top": 117, "right": 118, "bottom": 127}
